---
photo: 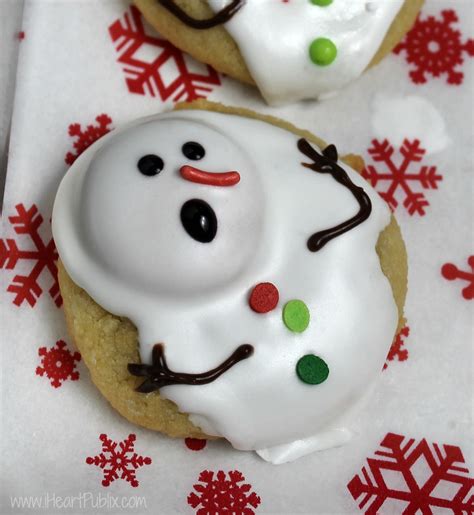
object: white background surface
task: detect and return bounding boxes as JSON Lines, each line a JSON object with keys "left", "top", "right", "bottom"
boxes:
{"left": 0, "top": 0, "right": 24, "bottom": 209}
{"left": 1, "top": 1, "right": 473, "bottom": 513}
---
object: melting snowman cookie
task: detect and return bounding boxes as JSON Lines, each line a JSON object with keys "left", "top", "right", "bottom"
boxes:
{"left": 134, "top": 0, "right": 424, "bottom": 104}
{"left": 53, "top": 103, "right": 407, "bottom": 464}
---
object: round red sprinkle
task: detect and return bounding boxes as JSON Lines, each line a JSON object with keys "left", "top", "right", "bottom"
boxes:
{"left": 185, "top": 438, "right": 207, "bottom": 451}
{"left": 249, "top": 282, "right": 279, "bottom": 313}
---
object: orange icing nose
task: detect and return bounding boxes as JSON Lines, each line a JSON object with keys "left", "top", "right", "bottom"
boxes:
{"left": 180, "top": 165, "right": 241, "bottom": 187}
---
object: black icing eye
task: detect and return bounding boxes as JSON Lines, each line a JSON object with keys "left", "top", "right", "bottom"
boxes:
{"left": 137, "top": 154, "right": 164, "bottom": 176}
{"left": 182, "top": 141, "right": 205, "bottom": 161}
{"left": 180, "top": 199, "right": 217, "bottom": 243}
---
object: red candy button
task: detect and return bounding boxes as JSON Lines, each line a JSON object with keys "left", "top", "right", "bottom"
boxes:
{"left": 185, "top": 438, "right": 207, "bottom": 451}
{"left": 249, "top": 282, "right": 279, "bottom": 313}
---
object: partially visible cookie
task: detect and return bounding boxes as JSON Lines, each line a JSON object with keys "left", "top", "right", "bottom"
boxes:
{"left": 54, "top": 100, "right": 408, "bottom": 463}
{"left": 134, "top": 0, "right": 424, "bottom": 104}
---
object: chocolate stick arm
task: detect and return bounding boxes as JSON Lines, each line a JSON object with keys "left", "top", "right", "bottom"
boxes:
{"left": 158, "top": 0, "right": 244, "bottom": 29}
{"left": 129, "top": 343, "right": 253, "bottom": 392}
{"left": 306, "top": 186, "right": 372, "bottom": 251}
{"left": 297, "top": 138, "right": 372, "bottom": 252}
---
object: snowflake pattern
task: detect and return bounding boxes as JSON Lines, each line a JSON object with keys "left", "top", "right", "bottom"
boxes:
{"left": 65, "top": 114, "right": 113, "bottom": 165}
{"left": 362, "top": 139, "right": 442, "bottom": 216}
{"left": 441, "top": 256, "right": 474, "bottom": 300}
{"left": 348, "top": 432, "right": 474, "bottom": 514}
{"left": 35, "top": 340, "right": 81, "bottom": 388}
{"left": 86, "top": 434, "right": 152, "bottom": 488}
{"left": 0, "top": 204, "right": 61, "bottom": 307}
{"left": 188, "top": 470, "right": 261, "bottom": 514}
{"left": 394, "top": 9, "right": 474, "bottom": 85}
{"left": 384, "top": 325, "right": 410, "bottom": 370}
{"left": 109, "top": 6, "right": 221, "bottom": 102}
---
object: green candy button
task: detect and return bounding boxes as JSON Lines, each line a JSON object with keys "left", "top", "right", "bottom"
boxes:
{"left": 283, "top": 300, "right": 310, "bottom": 333}
{"left": 309, "top": 37, "right": 337, "bottom": 66}
{"left": 296, "top": 354, "right": 329, "bottom": 385}
{"left": 310, "top": 0, "right": 333, "bottom": 6}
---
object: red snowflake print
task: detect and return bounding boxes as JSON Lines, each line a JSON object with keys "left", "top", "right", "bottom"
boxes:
{"left": 35, "top": 340, "right": 81, "bottom": 388}
{"left": 185, "top": 438, "right": 207, "bottom": 451}
{"left": 362, "top": 139, "right": 442, "bottom": 216}
{"left": 86, "top": 434, "right": 152, "bottom": 488}
{"left": 384, "top": 325, "right": 409, "bottom": 370}
{"left": 394, "top": 10, "right": 474, "bottom": 85}
{"left": 348, "top": 432, "right": 474, "bottom": 514}
{"left": 0, "top": 204, "right": 61, "bottom": 307}
{"left": 441, "top": 256, "right": 474, "bottom": 300}
{"left": 188, "top": 470, "right": 261, "bottom": 514}
{"left": 65, "top": 114, "right": 113, "bottom": 165}
{"left": 109, "top": 6, "right": 221, "bottom": 102}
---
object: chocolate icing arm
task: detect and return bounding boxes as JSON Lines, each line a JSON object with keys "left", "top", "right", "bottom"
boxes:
{"left": 129, "top": 343, "right": 253, "bottom": 392}
{"left": 158, "top": 0, "right": 245, "bottom": 29}
{"left": 297, "top": 138, "right": 372, "bottom": 252}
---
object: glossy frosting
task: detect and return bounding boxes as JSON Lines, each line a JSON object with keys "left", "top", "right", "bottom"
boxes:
{"left": 207, "top": 0, "right": 405, "bottom": 104}
{"left": 53, "top": 110, "right": 398, "bottom": 463}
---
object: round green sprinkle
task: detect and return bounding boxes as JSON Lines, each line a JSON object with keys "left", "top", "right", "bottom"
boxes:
{"left": 296, "top": 354, "right": 329, "bottom": 385}
{"left": 309, "top": 37, "right": 337, "bottom": 66}
{"left": 283, "top": 300, "right": 310, "bottom": 333}
{"left": 310, "top": 0, "right": 333, "bottom": 6}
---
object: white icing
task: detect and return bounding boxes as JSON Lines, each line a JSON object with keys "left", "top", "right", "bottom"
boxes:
{"left": 207, "top": 0, "right": 405, "bottom": 104}
{"left": 256, "top": 427, "right": 351, "bottom": 465}
{"left": 53, "top": 109, "right": 398, "bottom": 462}
{"left": 371, "top": 94, "right": 450, "bottom": 155}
